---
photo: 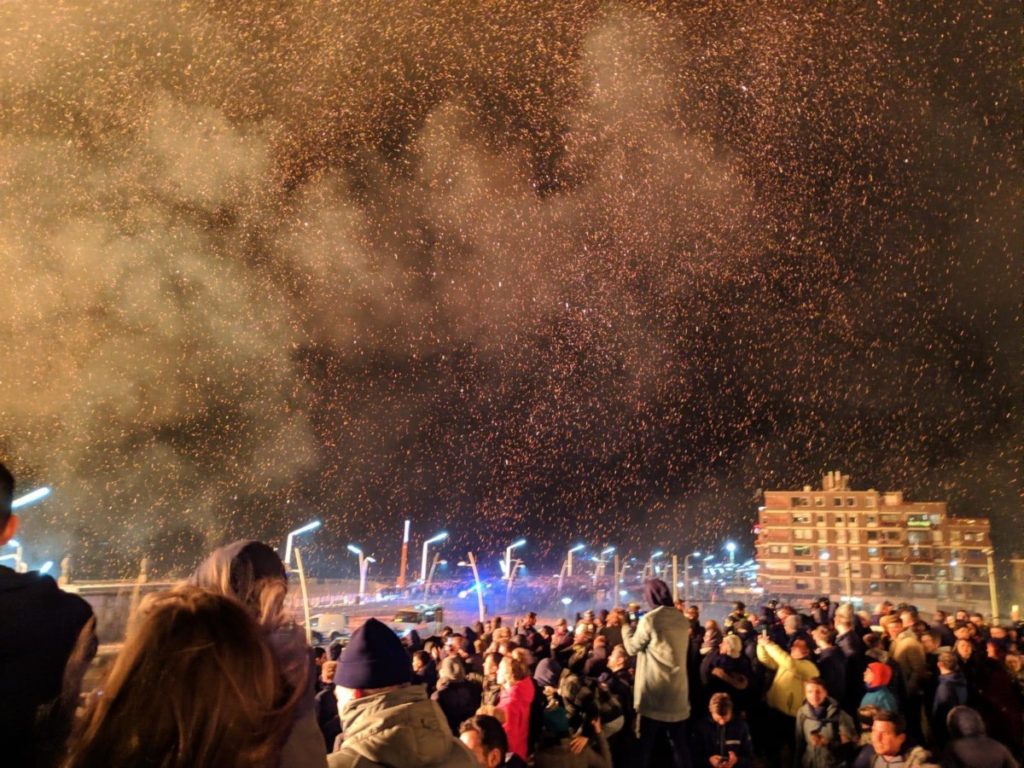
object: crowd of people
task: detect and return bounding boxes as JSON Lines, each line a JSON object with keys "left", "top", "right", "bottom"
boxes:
{"left": 2, "top": 460, "right": 1023, "bottom": 767}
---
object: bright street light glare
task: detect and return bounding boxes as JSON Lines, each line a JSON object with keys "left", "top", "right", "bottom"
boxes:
{"left": 291, "top": 521, "right": 321, "bottom": 536}
{"left": 725, "top": 541, "right": 737, "bottom": 553}
{"left": 601, "top": 546, "right": 615, "bottom": 555}
{"left": 651, "top": 550, "right": 664, "bottom": 558}
{"left": 365, "top": 556, "right": 377, "bottom": 563}
{"left": 510, "top": 539, "right": 526, "bottom": 548}
{"left": 704, "top": 554, "right": 716, "bottom": 561}
{"left": 39, "top": 561, "right": 53, "bottom": 574}
{"left": 5, "top": 539, "right": 19, "bottom": 548}
{"left": 569, "top": 544, "right": 585, "bottom": 553}
{"left": 347, "top": 544, "right": 362, "bottom": 555}
{"left": 426, "top": 532, "right": 449, "bottom": 545}
{"left": 12, "top": 487, "right": 51, "bottom": 509}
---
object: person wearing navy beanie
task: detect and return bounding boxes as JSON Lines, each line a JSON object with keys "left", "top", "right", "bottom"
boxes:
{"left": 327, "top": 617, "right": 477, "bottom": 767}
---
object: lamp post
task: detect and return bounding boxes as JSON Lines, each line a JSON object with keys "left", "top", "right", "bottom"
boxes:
{"left": 725, "top": 540, "right": 737, "bottom": 566}
{"left": 397, "top": 520, "right": 411, "bottom": 589}
{"left": 504, "top": 539, "right": 526, "bottom": 582}
{"left": 614, "top": 556, "right": 632, "bottom": 605}
{"left": 348, "top": 544, "right": 374, "bottom": 604}
{"left": 424, "top": 554, "right": 447, "bottom": 600}
{"left": 283, "top": 521, "right": 321, "bottom": 569}
{"left": 421, "top": 532, "right": 448, "bottom": 583}
{"left": 505, "top": 558, "right": 523, "bottom": 609}
{"left": 2, "top": 539, "right": 24, "bottom": 573}
{"left": 594, "top": 546, "right": 615, "bottom": 585}
{"left": 984, "top": 548, "right": 999, "bottom": 623}
{"left": 458, "top": 552, "right": 485, "bottom": 623}
{"left": 12, "top": 487, "right": 51, "bottom": 509}
{"left": 567, "top": 544, "right": 584, "bottom": 577}
{"left": 683, "top": 551, "right": 701, "bottom": 604}
{"left": 696, "top": 554, "right": 715, "bottom": 602}
{"left": 645, "top": 550, "right": 664, "bottom": 580}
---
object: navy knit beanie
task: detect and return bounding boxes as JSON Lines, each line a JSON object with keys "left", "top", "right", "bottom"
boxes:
{"left": 335, "top": 618, "right": 412, "bottom": 689}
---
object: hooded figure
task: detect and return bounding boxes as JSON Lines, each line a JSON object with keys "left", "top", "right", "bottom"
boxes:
{"left": 191, "top": 540, "right": 325, "bottom": 768}
{"left": 432, "top": 655, "right": 482, "bottom": 738}
{"left": 622, "top": 579, "right": 691, "bottom": 768}
{"left": 941, "top": 706, "right": 1020, "bottom": 768}
{"left": 859, "top": 662, "right": 898, "bottom": 714}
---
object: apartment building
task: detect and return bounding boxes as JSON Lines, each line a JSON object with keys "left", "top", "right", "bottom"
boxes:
{"left": 755, "top": 471, "right": 992, "bottom": 605}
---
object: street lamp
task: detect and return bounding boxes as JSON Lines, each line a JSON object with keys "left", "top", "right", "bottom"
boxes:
{"left": 567, "top": 544, "right": 585, "bottom": 577}
{"left": 725, "top": 541, "right": 737, "bottom": 565}
{"left": 457, "top": 553, "right": 485, "bottom": 623}
{"left": 347, "top": 544, "right": 375, "bottom": 604}
{"left": 283, "top": 521, "right": 321, "bottom": 569}
{"left": 421, "top": 532, "right": 448, "bottom": 582}
{"left": 683, "top": 551, "right": 701, "bottom": 603}
{"left": 646, "top": 550, "right": 664, "bottom": 579}
{"left": 2, "top": 539, "right": 24, "bottom": 573}
{"left": 984, "top": 548, "right": 999, "bottom": 623}
{"left": 505, "top": 539, "right": 526, "bottom": 582}
{"left": 12, "top": 487, "right": 51, "bottom": 509}
{"left": 594, "top": 546, "right": 615, "bottom": 584}
{"left": 424, "top": 555, "right": 447, "bottom": 600}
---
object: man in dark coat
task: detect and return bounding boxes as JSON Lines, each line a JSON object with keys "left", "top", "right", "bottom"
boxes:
{"left": 433, "top": 656, "right": 482, "bottom": 737}
{"left": 0, "top": 461, "right": 97, "bottom": 767}
{"left": 941, "top": 706, "right": 1019, "bottom": 768}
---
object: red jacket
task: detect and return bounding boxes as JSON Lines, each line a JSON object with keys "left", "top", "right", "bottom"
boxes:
{"left": 499, "top": 676, "right": 535, "bottom": 761}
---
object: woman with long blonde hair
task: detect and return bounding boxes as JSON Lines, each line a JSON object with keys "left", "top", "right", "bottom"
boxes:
{"left": 64, "top": 587, "right": 298, "bottom": 768}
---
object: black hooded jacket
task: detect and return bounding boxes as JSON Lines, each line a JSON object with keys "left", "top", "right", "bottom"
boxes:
{"left": 941, "top": 706, "right": 1020, "bottom": 768}
{"left": 0, "top": 565, "right": 95, "bottom": 767}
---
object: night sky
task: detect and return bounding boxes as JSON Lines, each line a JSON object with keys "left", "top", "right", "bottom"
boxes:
{"left": 1, "top": 2, "right": 1020, "bottom": 579}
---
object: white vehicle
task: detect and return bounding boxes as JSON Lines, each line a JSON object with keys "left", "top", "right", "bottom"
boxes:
{"left": 391, "top": 604, "right": 444, "bottom": 637}
{"left": 307, "top": 612, "right": 349, "bottom": 645}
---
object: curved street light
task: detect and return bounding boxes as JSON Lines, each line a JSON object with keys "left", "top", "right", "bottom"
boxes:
{"left": 283, "top": 520, "right": 321, "bottom": 569}
{"left": 12, "top": 487, "right": 51, "bottom": 509}
{"left": 505, "top": 539, "right": 526, "bottom": 582}
{"left": 420, "top": 531, "right": 448, "bottom": 582}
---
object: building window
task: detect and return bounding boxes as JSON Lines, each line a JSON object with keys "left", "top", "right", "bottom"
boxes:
{"left": 833, "top": 497, "right": 843, "bottom": 507}
{"left": 846, "top": 497, "right": 856, "bottom": 506}
{"left": 794, "top": 529, "right": 814, "bottom": 541}
{"left": 868, "top": 547, "right": 879, "bottom": 557}
{"left": 867, "top": 531, "right": 879, "bottom": 542}
{"left": 795, "top": 564, "right": 813, "bottom": 573}
{"left": 792, "top": 513, "right": 811, "bottom": 525}
{"left": 847, "top": 515, "right": 857, "bottom": 524}
{"left": 793, "top": 545, "right": 811, "bottom": 556}
{"left": 814, "top": 496, "right": 824, "bottom": 506}
{"left": 816, "top": 515, "right": 826, "bottom": 524}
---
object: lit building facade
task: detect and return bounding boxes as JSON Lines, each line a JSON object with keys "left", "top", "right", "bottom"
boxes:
{"left": 755, "top": 471, "right": 992, "bottom": 605}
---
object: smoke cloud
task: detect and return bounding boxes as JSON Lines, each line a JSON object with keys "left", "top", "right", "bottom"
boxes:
{"left": 0, "top": 2, "right": 1019, "bottom": 576}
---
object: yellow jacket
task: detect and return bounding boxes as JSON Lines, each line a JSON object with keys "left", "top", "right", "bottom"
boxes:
{"left": 756, "top": 639, "right": 820, "bottom": 717}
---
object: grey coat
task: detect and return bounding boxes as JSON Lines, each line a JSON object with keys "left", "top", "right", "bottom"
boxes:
{"left": 621, "top": 605, "right": 691, "bottom": 722}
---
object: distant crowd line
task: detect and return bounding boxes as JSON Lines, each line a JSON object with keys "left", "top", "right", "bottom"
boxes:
{"left": 1, "top": 461, "right": 1021, "bottom": 768}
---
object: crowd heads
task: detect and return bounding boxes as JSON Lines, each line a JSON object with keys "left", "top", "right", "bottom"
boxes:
{"left": 2, "top": 455, "right": 1022, "bottom": 768}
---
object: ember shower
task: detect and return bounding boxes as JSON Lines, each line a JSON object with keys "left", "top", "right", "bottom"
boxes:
{"left": 0, "top": 2, "right": 1019, "bottom": 578}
